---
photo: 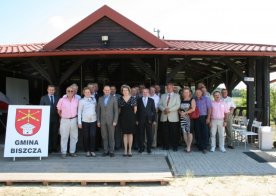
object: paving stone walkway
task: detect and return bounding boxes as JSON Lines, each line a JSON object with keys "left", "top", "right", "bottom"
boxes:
{"left": 1, "top": 144, "right": 276, "bottom": 177}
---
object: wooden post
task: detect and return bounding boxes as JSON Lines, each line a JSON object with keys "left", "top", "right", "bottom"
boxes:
{"left": 255, "top": 58, "right": 263, "bottom": 121}
{"left": 247, "top": 57, "right": 255, "bottom": 129}
{"left": 263, "top": 57, "right": 270, "bottom": 126}
{"left": 255, "top": 57, "right": 270, "bottom": 126}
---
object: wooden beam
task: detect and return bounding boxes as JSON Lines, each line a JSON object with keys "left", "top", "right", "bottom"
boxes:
{"left": 59, "top": 58, "right": 86, "bottom": 86}
{"left": 43, "top": 57, "right": 58, "bottom": 84}
{"left": 132, "top": 58, "right": 158, "bottom": 82}
{"left": 29, "top": 60, "right": 52, "bottom": 83}
{"left": 228, "top": 74, "right": 241, "bottom": 92}
{"left": 166, "top": 58, "right": 189, "bottom": 83}
{"left": 222, "top": 58, "right": 245, "bottom": 80}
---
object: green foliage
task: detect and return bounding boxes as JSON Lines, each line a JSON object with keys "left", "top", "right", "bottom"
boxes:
{"left": 231, "top": 87, "right": 276, "bottom": 120}
{"left": 233, "top": 89, "right": 247, "bottom": 107}
{"left": 270, "top": 86, "right": 276, "bottom": 119}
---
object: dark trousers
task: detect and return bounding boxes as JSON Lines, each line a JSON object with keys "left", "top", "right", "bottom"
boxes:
{"left": 77, "top": 128, "right": 84, "bottom": 151}
{"left": 95, "top": 123, "right": 102, "bottom": 149}
{"left": 132, "top": 124, "right": 138, "bottom": 149}
{"left": 161, "top": 121, "right": 179, "bottom": 150}
{"left": 157, "top": 111, "right": 163, "bottom": 147}
{"left": 82, "top": 121, "right": 96, "bottom": 152}
{"left": 138, "top": 121, "right": 153, "bottom": 151}
{"left": 194, "top": 115, "right": 209, "bottom": 150}
{"left": 48, "top": 120, "right": 59, "bottom": 152}
{"left": 114, "top": 125, "right": 122, "bottom": 149}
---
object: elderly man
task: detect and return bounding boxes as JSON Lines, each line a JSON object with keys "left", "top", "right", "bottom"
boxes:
{"left": 97, "top": 85, "right": 119, "bottom": 157}
{"left": 197, "top": 83, "right": 211, "bottom": 98}
{"left": 57, "top": 86, "right": 79, "bottom": 159}
{"left": 210, "top": 91, "right": 229, "bottom": 152}
{"left": 159, "top": 82, "right": 181, "bottom": 151}
{"left": 194, "top": 88, "right": 212, "bottom": 154}
{"left": 71, "top": 83, "right": 81, "bottom": 100}
{"left": 221, "top": 89, "right": 236, "bottom": 149}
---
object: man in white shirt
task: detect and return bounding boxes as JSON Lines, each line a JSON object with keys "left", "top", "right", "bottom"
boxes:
{"left": 221, "top": 89, "right": 236, "bottom": 149}
{"left": 149, "top": 86, "right": 160, "bottom": 148}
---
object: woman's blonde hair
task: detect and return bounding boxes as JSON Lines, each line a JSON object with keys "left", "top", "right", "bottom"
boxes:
{"left": 121, "top": 84, "right": 131, "bottom": 94}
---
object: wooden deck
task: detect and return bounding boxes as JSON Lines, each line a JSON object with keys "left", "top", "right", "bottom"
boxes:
{"left": 0, "top": 152, "right": 172, "bottom": 186}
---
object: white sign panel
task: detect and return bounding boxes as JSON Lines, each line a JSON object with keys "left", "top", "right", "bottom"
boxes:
{"left": 244, "top": 77, "right": 254, "bottom": 82}
{"left": 4, "top": 105, "right": 50, "bottom": 158}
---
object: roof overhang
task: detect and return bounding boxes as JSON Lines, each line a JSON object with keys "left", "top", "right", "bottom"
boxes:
{"left": 0, "top": 49, "right": 275, "bottom": 58}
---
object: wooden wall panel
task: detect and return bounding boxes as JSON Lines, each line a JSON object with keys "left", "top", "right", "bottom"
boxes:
{"left": 59, "top": 17, "right": 153, "bottom": 49}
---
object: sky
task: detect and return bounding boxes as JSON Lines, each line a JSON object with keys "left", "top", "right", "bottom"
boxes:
{"left": 1, "top": 0, "right": 276, "bottom": 88}
{"left": 1, "top": 0, "right": 276, "bottom": 45}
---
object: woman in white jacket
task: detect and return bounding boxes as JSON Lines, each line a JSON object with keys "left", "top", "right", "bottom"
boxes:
{"left": 78, "top": 87, "right": 97, "bottom": 157}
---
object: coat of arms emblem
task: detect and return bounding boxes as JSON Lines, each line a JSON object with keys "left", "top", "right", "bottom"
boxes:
{"left": 15, "top": 109, "right": 42, "bottom": 136}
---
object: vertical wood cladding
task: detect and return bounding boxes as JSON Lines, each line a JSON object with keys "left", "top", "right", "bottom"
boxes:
{"left": 58, "top": 17, "right": 153, "bottom": 49}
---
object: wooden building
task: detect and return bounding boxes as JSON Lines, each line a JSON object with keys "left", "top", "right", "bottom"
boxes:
{"left": 0, "top": 5, "right": 276, "bottom": 128}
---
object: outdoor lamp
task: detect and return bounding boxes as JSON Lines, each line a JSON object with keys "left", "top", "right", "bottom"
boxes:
{"left": 101, "top": 35, "right": 109, "bottom": 45}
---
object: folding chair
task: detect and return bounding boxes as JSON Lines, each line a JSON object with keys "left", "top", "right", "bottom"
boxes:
{"left": 239, "top": 120, "right": 262, "bottom": 150}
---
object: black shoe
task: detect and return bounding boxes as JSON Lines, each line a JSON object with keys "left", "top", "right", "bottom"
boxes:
{"left": 147, "top": 149, "right": 152, "bottom": 154}
{"left": 227, "top": 145, "right": 235, "bottom": 149}
{"left": 202, "top": 149, "right": 207, "bottom": 154}
{"left": 138, "top": 148, "right": 144, "bottom": 153}
{"left": 69, "top": 153, "right": 77, "bottom": 157}
{"left": 102, "top": 152, "right": 109, "bottom": 157}
{"left": 109, "top": 152, "right": 115, "bottom": 157}
{"left": 173, "top": 148, "right": 178, "bottom": 152}
{"left": 128, "top": 154, "right": 132, "bottom": 157}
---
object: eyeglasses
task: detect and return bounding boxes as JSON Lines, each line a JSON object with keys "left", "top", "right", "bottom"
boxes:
{"left": 67, "top": 90, "right": 74, "bottom": 93}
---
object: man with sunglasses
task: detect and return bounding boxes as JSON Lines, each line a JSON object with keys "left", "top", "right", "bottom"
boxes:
{"left": 57, "top": 86, "right": 79, "bottom": 159}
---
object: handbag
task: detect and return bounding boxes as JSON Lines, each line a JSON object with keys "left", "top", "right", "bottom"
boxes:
{"left": 189, "top": 106, "right": 200, "bottom": 119}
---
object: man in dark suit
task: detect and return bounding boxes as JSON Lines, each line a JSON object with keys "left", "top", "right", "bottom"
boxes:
{"left": 136, "top": 88, "right": 156, "bottom": 153}
{"left": 40, "top": 85, "right": 60, "bottom": 153}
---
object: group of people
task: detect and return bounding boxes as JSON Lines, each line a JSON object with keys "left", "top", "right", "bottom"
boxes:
{"left": 40, "top": 81, "right": 236, "bottom": 159}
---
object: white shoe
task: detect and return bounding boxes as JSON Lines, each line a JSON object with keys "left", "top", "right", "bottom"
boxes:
{"left": 210, "top": 147, "right": 215, "bottom": 152}
{"left": 220, "top": 149, "right": 226, "bottom": 153}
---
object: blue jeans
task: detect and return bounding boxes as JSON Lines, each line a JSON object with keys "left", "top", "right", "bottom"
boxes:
{"left": 194, "top": 115, "right": 209, "bottom": 150}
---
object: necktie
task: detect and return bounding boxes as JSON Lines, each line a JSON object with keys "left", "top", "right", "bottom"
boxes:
{"left": 143, "top": 97, "right": 147, "bottom": 107}
{"left": 104, "top": 96, "right": 108, "bottom": 106}
{"left": 166, "top": 93, "right": 170, "bottom": 106}
{"left": 50, "top": 95, "right": 54, "bottom": 106}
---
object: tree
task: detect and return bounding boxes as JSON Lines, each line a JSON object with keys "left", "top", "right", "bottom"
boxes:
{"left": 270, "top": 86, "right": 276, "bottom": 120}
{"left": 238, "top": 89, "right": 247, "bottom": 107}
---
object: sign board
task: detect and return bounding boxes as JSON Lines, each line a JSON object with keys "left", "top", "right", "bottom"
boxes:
{"left": 244, "top": 77, "right": 254, "bottom": 82}
{"left": 4, "top": 105, "right": 50, "bottom": 158}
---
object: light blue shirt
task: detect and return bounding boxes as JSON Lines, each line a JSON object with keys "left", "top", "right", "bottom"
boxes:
{"left": 104, "top": 95, "right": 110, "bottom": 106}
{"left": 78, "top": 97, "right": 97, "bottom": 124}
